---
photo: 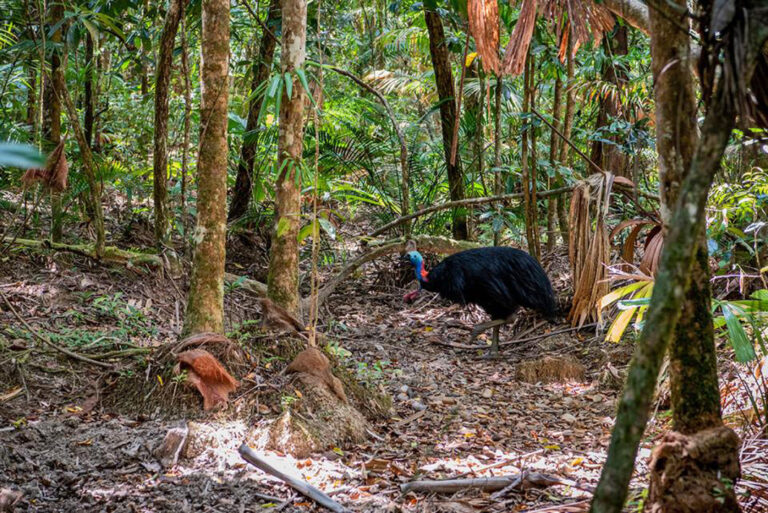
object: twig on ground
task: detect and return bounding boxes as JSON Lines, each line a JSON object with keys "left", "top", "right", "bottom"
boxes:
{"left": 238, "top": 443, "right": 349, "bottom": 513}
{"left": 0, "top": 289, "right": 113, "bottom": 368}
{"left": 401, "top": 471, "right": 576, "bottom": 494}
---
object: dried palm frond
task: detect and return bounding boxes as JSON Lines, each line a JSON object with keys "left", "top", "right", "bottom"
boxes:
{"left": 610, "top": 218, "right": 664, "bottom": 275}
{"left": 540, "top": 0, "right": 615, "bottom": 62}
{"left": 500, "top": 0, "right": 537, "bottom": 76}
{"left": 468, "top": 0, "right": 501, "bottom": 74}
{"left": 176, "top": 348, "right": 239, "bottom": 411}
{"left": 20, "top": 139, "right": 68, "bottom": 192}
{"left": 568, "top": 172, "right": 621, "bottom": 327}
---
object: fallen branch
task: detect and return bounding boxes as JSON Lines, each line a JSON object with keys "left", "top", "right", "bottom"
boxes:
{"left": 238, "top": 443, "right": 349, "bottom": 513}
{"left": 400, "top": 471, "right": 586, "bottom": 495}
{"left": 367, "top": 187, "right": 574, "bottom": 239}
{"left": 5, "top": 238, "right": 170, "bottom": 269}
{"left": 0, "top": 289, "right": 113, "bottom": 368}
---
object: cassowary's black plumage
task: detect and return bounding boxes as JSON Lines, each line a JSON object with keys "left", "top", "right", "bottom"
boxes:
{"left": 402, "top": 247, "right": 557, "bottom": 354}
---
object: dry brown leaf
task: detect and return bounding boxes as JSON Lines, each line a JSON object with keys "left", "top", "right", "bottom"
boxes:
{"left": 177, "top": 349, "right": 238, "bottom": 411}
{"left": 21, "top": 140, "right": 68, "bottom": 192}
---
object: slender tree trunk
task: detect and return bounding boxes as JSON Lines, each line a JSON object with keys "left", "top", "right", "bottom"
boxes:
{"left": 424, "top": 4, "right": 467, "bottom": 240}
{"left": 467, "top": 65, "right": 485, "bottom": 240}
{"left": 183, "top": 0, "right": 230, "bottom": 336}
{"left": 557, "top": 35, "right": 574, "bottom": 241}
{"left": 590, "top": 10, "right": 768, "bottom": 512}
{"left": 267, "top": 0, "right": 307, "bottom": 315}
{"left": 84, "top": 32, "right": 95, "bottom": 148}
{"left": 492, "top": 74, "right": 502, "bottom": 246}
{"left": 152, "top": 0, "right": 185, "bottom": 246}
{"left": 589, "top": 25, "right": 629, "bottom": 177}
{"left": 47, "top": 0, "right": 64, "bottom": 242}
{"left": 59, "top": 72, "right": 106, "bottom": 257}
{"left": 228, "top": 0, "right": 281, "bottom": 221}
{"left": 648, "top": 0, "right": 723, "bottom": 438}
{"left": 26, "top": 65, "right": 36, "bottom": 130}
{"left": 546, "top": 75, "right": 562, "bottom": 251}
{"left": 180, "top": 12, "right": 192, "bottom": 254}
{"left": 522, "top": 52, "right": 540, "bottom": 258}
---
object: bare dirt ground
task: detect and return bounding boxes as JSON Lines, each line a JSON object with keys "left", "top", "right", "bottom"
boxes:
{"left": 1, "top": 245, "right": 766, "bottom": 512}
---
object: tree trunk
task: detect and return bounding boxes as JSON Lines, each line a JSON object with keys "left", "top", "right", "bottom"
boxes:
{"left": 424, "top": 4, "right": 467, "bottom": 240}
{"left": 590, "top": 12, "right": 768, "bottom": 512}
{"left": 183, "top": 0, "right": 230, "bottom": 336}
{"left": 546, "top": 75, "right": 562, "bottom": 251}
{"left": 557, "top": 34, "right": 574, "bottom": 241}
{"left": 492, "top": 74, "right": 502, "bottom": 246}
{"left": 648, "top": 0, "right": 723, "bottom": 437}
{"left": 59, "top": 72, "right": 106, "bottom": 257}
{"left": 180, "top": 12, "right": 192, "bottom": 254}
{"left": 589, "top": 25, "right": 629, "bottom": 177}
{"left": 84, "top": 32, "right": 95, "bottom": 148}
{"left": 47, "top": 0, "right": 64, "bottom": 243}
{"left": 26, "top": 65, "right": 36, "bottom": 130}
{"left": 152, "top": 0, "right": 185, "bottom": 246}
{"left": 522, "top": 52, "right": 540, "bottom": 259}
{"left": 228, "top": 0, "right": 281, "bottom": 221}
{"left": 267, "top": 0, "right": 307, "bottom": 315}
{"left": 467, "top": 65, "right": 485, "bottom": 240}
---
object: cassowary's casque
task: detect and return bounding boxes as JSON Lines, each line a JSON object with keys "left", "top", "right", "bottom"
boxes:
{"left": 401, "top": 246, "right": 557, "bottom": 355}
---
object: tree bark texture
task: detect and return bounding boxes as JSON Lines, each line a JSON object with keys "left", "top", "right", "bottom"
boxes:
{"left": 84, "top": 32, "right": 95, "bottom": 148}
{"left": 521, "top": 53, "right": 540, "bottom": 259}
{"left": 183, "top": 0, "right": 230, "bottom": 335}
{"left": 557, "top": 35, "right": 575, "bottom": 240}
{"left": 47, "top": 0, "right": 64, "bottom": 242}
{"left": 590, "top": 14, "right": 768, "bottom": 511}
{"left": 267, "top": 0, "right": 307, "bottom": 315}
{"left": 152, "top": 0, "right": 185, "bottom": 246}
{"left": 649, "top": 0, "right": 723, "bottom": 437}
{"left": 589, "top": 25, "right": 628, "bottom": 177}
{"left": 424, "top": 6, "right": 467, "bottom": 240}
{"left": 492, "top": 74, "right": 502, "bottom": 246}
{"left": 546, "top": 75, "right": 562, "bottom": 251}
{"left": 180, "top": 12, "right": 192, "bottom": 253}
{"left": 228, "top": 0, "right": 281, "bottom": 221}
{"left": 59, "top": 78, "right": 106, "bottom": 257}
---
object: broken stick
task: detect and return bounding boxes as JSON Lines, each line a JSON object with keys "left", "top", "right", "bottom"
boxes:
{"left": 400, "top": 471, "right": 581, "bottom": 495}
{"left": 238, "top": 443, "right": 349, "bottom": 513}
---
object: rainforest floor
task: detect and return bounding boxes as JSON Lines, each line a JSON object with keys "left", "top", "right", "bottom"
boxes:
{"left": 0, "top": 235, "right": 766, "bottom": 513}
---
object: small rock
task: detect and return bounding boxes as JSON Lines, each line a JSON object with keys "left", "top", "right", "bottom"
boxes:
{"left": 396, "top": 393, "right": 409, "bottom": 402}
{"left": 257, "top": 404, "right": 270, "bottom": 414}
{"left": 154, "top": 426, "right": 189, "bottom": 468}
{"left": 481, "top": 389, "right": 493, "bottom": 399}
{"left": 410, "top": 400, "right": 427, "bottom": 411}
{"left": 562, "top": 413, "right": 578, "bottom": 424}
{"left": 590, "top": 394, "right": 605, "bottom": 402}
{"left": 399, "top": 385, "right": 410, "bottom": 394}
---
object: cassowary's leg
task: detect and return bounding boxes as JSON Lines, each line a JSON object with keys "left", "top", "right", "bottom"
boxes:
{"left": 490, "top": 325, "right": 500, "bottom": 355}
{"left": 469, "top": 318, "right": 506, "bottom": 342}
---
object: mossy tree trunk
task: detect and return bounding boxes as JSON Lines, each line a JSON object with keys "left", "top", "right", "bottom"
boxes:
{"left": 649, "top": 0, "right": 723, "bottom": 436}
{"left": 521, "top": 52, "right": 540, "bottom": 259}
{"left": 228, "top": 0, "right": 281, "bottom": 222}
{"left": 424, "top": 3, "right": 467, "bottom": 240}
{"left": 183, "top": 0, "right": 230, "bottom": 335}
{"left": 267, "top": 0, "right": 307, "bottom": 315}
{"left": 47, "top": 0, "right": 64, "bottom": 243}
{"left": 590, "top": 8, "right": 768, "bottom": 512}
{"left": 84, "top": 32, "right": 95, "bottom": 149}
{"left": 492, "top": 74, "right": 502, "bottom": 246}
{"left": 152, "top": 0, "right": 185, "bottom": 247}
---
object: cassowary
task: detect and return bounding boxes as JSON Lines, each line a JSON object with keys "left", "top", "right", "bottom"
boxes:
{"left": 401, "top": 246, "right": 557, "bottom": 355}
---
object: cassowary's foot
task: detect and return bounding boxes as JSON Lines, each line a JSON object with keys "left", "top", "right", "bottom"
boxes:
{"left": 468, "top": 318, "right": 506, "bottom": 343}
{"left": 479, "top": 325, "right": 502, "bottom": 359}
{"left": 403, "top": 290, "right": 420, "bottom": 303}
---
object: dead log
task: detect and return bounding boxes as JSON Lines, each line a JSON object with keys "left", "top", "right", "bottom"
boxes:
{"left": 238, "top": 443, "right": 349, "bottom": 513}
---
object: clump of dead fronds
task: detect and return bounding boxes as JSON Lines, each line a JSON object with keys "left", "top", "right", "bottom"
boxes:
{"left": 568, "top": 172, "right": 631, "bottom": 327}
{"left": 500, "top": 0, "right": 538, "bottom": 75}
{"left": 610, "top": 218, "right": 663, "bottom": 275}
{"left": 21, "top": 139, "right": 68, "bottom": 192}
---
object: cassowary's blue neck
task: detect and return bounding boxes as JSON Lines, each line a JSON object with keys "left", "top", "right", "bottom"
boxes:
{"left": 415, "top": 259, "right": 424, "bottom": 284}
